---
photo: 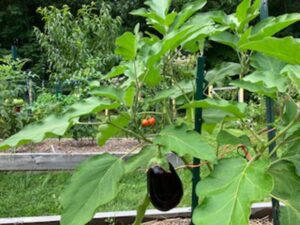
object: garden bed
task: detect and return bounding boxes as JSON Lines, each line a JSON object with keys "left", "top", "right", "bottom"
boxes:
{"left": 6, "top": 138, "right": 140, "bottom": 153}
{"left": 0, "top": 138, "right": 184, "bottom": 171}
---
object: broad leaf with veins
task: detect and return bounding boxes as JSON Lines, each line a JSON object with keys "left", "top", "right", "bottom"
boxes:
{"left": 193, "top": 158, "right": 273, "bottom": 225}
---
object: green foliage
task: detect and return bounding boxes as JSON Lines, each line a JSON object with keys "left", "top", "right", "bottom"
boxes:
{"left": 154, "top": 124, "right": 215, "bottom": 161}
{"left": 193, "top": 158, "right": 273, "bottom": 225}
{"left": 34, "top": 2, "right": 121, "bottom": 91}
{"left": 60, "top": 154, "right": 125, "bottom": 225}
{"left": 269, "top": 161, "right": 300, "bottom": 225}
{"left": 0, "top": 55, "right": 35, "bottom": 138}
{"left": 29, "top": 92, "right": 79, "bottom": 120}
{"left": 0, "top": 97, "right": 119, "bottom": 149}
{"left": 2, "top": 0, "right": 300, "bottom": 225}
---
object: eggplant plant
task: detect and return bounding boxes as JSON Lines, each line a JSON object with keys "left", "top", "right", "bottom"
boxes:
{"left": 1, "top": 0, "right": 300, "bottom": 225}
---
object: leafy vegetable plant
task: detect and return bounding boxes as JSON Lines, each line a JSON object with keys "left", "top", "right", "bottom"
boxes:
{"left": 1, "top": 0, "right": 300, "bottom": 225}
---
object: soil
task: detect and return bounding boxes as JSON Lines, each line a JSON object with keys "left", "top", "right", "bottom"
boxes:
{"left": 7, "top": 138, "right": 140, "bottom": 153}
{"left": 142, "top": 217, "right": 272, "bottom": 225}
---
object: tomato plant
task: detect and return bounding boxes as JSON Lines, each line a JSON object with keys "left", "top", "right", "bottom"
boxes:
{"left": 1, "top": 0, "right": 300, "bottom": 225}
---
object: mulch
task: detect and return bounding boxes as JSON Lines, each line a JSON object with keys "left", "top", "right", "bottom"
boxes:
{"left": 7, "top": 138, "right": 140, "bottom": 153}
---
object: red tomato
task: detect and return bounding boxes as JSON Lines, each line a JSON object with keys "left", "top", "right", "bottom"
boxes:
{"left": 141, "top": 119, "right": 150, "bottom": 127}
{"left": 148, "top": 117, "right": 156, "bottom": 126}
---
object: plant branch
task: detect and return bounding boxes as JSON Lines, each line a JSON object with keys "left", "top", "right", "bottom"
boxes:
{"left": 264, "top": 111, "right": 300, "bottom": 154}
{"left": 240, "top": 119, "right": 264, "bottom": 144}
{"left": 107, "top": 122, "right": 153, "bottom": 144}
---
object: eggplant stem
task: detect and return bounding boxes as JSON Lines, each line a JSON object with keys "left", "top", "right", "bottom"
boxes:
{"left": 132, "top": 194, "right": 150, "bottom": 225}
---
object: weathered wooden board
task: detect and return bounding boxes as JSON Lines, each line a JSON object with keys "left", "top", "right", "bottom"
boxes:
{"left": 0, "top": 153, "right": 123, "bottom": 171}
{"left": 0, "top": 204, "right": 273, "bottom": 225}
{"left": 0, "top": 152, "right": 183, "bottom": 171}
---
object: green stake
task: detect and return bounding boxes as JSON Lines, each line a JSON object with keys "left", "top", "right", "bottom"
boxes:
{"left": 190, "top": 56, "right": 205, "bottom": 225}
{"left": 260, "top": 1, "right": 280, "bottom": 225}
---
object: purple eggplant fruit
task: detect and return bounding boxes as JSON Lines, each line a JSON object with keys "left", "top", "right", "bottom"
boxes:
{"left": 147, "top": 162, "right": 183, "bottom": 211}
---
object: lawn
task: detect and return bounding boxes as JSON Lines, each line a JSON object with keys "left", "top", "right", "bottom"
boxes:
{"left": 0, "top": 169, "right": 192, "bottom": 217}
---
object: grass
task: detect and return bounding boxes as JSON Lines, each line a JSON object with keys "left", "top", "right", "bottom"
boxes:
{"left": 0, "top": 169, "right": 192, "bottom": 218}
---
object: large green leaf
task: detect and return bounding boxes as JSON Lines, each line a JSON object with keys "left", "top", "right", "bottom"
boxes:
{"left": 205, "top": 62, "right": 241, "bottom": 85}
{"left": 131, "top": 0, "right": 172, "bottom": 35}
{"left": 146, "top": 25, "right": 198, "bottom": 68}
{"left": 183, "top": 99, "right": 247, "bottom": 118}
{"left": 0, "top": 98, "right": 118, "bottom": 150}
{"left": 102, "top": 65, "right": 126, "bottom": 80}
{"left": 91, "top": 86, "right": 123, "bottom": 102}
{"left": 269, "top": 161, "right": 300, "bottom": 225}
{"left": 144, "top": 25, "right": 201, "bottom": 85}
{"left": 281, "top": 64, "right": 300, "bottom": 92}
{"left": 231, "top": 80, "right": 276, "bottom": 98}
{"left": 240, "top": 37, "right": 300, "bottom": 64}
{"left": 282, "top": 100, "right": 298, "bottom": 125}
{"left": 115, "top": 32, "right": 137, "bottom": 61}
{"left": 97, "top": 113, "right": 131, "bottom": 146}
{"left": 123, "top": 86, "right": 136, "bottom": 107}
{"left": 181, "top": 24, "right": 226, "bottom": 53}
{"left": 171, "top": 0, "right": 207, "bottom": 30}
{"left": 154, "top": 124, "right": 216, "bottom": 161}
{"left": 147, "top": 80, "right": 193, "bottom": 103}
{"left": 217, "top": 130, "right": 251, "bottom": 146}
{"left": 193, "top": 158, "right": 273, "bottom": 225}
{"left": 281, "top": 143, "right": 300, "bottom": 177}
{"left": 235, "top": 0, "right": 261, "bottom": 32}
{"left": 124, "top": 145, "right": 158, "bottom": 173}
{"left": 131, "top": 8, "right": 166, "bottom": 35}
{"left": 144, "top": 0, "right": 171, "bottom": 20}
{"left": 235, "top": 0, "right": 251, "bottom": 24}
{"left": 243, "top": 53, "right": 287, "bottom": 92}
{"left": 210, "top": 31, "right": 238, "bottom": 49}
{"left": 251, "top": 13, "right": 300, "bottom": 41}
{"left": 60, "top": 154, "right": 125, "bottom": 225}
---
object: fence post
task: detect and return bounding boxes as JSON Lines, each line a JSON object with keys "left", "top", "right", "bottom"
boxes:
{"left": 190, "top": 56, "right": 205, "bottom": 225}
{"left": 260, "top": 1, "right": 280, "bottom": 225}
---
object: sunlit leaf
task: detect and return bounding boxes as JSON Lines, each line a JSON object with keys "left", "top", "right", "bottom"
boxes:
{"left": 155, "top": 124, "right": 216, "bottom": 161}
{"left": 97, "top": 112, "right": 131, "bottom": 146}
{"left": 281, "top": 143, "right": 300, "bottom": 177}
{"left": 0, "top": 98, "right": 118, "bottom": 150}
{"left": 269, "top": 161, "right": 300, "bottom": 225}
{"left": 183, "top": 99, "right": 247, "bottom": 118}
{"left": 123, "top": 86, "right": 136, "bottom": 107}
{"left": 243, "top": 54, "right": 287, "bottom": 92}
{"left": 125, "top": 145, "right": 158, "bottom": 173}
{"left": 240, "top": 37, "right": 300, "bottom": 64}
{"left": 205, "top": 62, "right": 241, "bottom": 85}
{"left": 231, "top": 80, "right": 276, "bottom": 98}
{"left": 217, "top": 130, "right": 251, "bottom": 146}
{"left": 91, "top": 86, "right": 123, "bottom": 102}
{"left": 251, "top": 13, "right": 300, "bottom": 41}
{"left": 193, "top": 158, "right": 273, "bottom": 225}
{"left": 171, "top": 0, "right": 207, "bottom": 30}
{"left": 210, "top": 31, "right": 238, "bottom": 49}
{"left": 102, "top": 65, "right": 126, "bottom": 80}
{"left": 115, "top": 32, "right": 137, "bottom": 60}
{"left": 281, "top": 65, "right": 300, "bottom": 92}
{"left": 60, "top": 154, "right": 125, "bottom": 225}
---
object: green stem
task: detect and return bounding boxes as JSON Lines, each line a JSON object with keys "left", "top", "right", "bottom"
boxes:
{"left": 132, "top": 60, "right": 141, "bottom": 129}
{"left": 132, "top": 194, "right": 150, "bottom": 225}
{"left": 108, "top": 122, "right": 153, "bottom": 144}
{"left": 264, "top": 112, "right": 300, "bottom": 154}
{"left": 241, "top": 119, "right": 264, "bottom": 145}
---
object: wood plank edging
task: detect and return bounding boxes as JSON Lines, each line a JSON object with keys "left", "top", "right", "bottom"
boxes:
{"left": 0, "top": 203, "right": 274, "bottom": 225}
{"left": 0, "top": 152, "right": 183, "bottom": 171}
